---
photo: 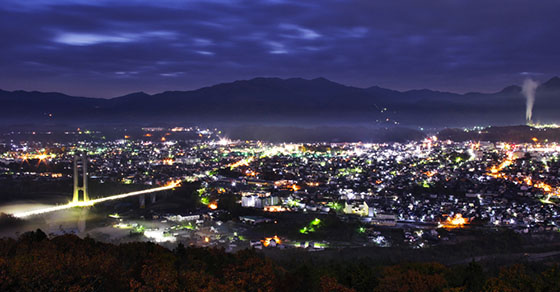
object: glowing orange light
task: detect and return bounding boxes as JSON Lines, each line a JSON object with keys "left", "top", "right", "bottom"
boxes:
{"left": 261, "top": 235, "right": 281, "bottom": 247}
{"left": 534, "top": 182, "right": 553, "bottom": 193}
{"left": 18, "top": 151, "right": 56, "bottom": 165}
{"left": 264, "top": 206, "right": 286, "bottom": 212}
{"left": 291, "top": 184, "right": 301, "bottom": 192}
{"left": 245, "top": 170, "right": 258, "bottom": 177}
{"left": 208, "top": 202, "right": 218, "bottom": 210}
{"left": 424, "top": 171, "right": 436, "bottom": 177}
{"left": 487, "top": 152, "right": 515, "bottom": 178}
{"left": 488, "top": 149, "right": 560, "bottom": 202}
{"left": 229, "top": 157, "right": 254, "bottom": 169}
{"left": 19, "top": 153, "right": 29, "bottom": 162}
{"left": 440, "top": 214, "right": 468, "bottom": 229}
{"left": 164, "top": 180, "right": 181, "bottom": 188}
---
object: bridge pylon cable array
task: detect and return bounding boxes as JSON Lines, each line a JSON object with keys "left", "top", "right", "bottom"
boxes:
{"left": 72, "top": 154, "right": 89, "bottom": 203}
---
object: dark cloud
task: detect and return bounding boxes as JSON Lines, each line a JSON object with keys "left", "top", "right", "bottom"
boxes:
{"left": 1, "top": 0, "right": 559, "bottom": 97}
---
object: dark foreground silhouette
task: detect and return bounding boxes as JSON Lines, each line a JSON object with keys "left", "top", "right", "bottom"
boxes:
{"left": 0, "top": 230, "right": 559, "bottom": 291}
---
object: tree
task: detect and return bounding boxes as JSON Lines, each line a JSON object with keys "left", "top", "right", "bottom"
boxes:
{"left": 463, "top": 261, "right": 485, "bottom": 292}
{"left": 320, "top": 276, "right": 356, "bottom": 292}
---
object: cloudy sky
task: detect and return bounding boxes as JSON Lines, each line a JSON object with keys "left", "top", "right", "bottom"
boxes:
{"left": 1, "top": 0, "right": 559, "bottom": 97}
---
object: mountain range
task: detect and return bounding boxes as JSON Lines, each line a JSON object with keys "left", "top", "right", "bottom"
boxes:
{"left": 2, "top": 76, "right": 560, "bottom": 128}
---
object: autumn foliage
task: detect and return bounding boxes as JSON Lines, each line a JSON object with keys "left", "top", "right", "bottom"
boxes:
{"left": 0, "top": 230, "right": 559, "bottom": 291}
{"left": 0, "top": 230, "right": 279, "bottom": 291}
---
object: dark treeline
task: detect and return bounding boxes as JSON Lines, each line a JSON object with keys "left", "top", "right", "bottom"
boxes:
{"left": 438, "top": 125, "right": 560, "bottom": 143}
{"left": 0, "top": 230, "right": 559, "bottom": 291}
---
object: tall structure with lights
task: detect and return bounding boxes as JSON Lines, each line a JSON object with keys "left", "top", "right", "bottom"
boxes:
{"left": 72, "top": 154, "right": 89, "bottom": 203}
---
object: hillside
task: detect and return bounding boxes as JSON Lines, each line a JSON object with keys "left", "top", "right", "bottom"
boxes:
{"left": 1, "top": 77, "right": 560, "bottom": 128}
{"left": 0, "top": 229, "right": 559, "bottom": 291}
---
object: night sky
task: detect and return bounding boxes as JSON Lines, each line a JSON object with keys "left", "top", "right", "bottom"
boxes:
{"left": 1, "top": 0, "right": 559, "bottom": 98}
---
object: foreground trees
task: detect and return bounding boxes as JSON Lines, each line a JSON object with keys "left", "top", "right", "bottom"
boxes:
{"left": 0, "top": 230, "right": 558, "bottom": 291}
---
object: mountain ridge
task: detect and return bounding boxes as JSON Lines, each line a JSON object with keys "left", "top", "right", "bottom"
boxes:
{"left": 6, "top": 75, "right": 557, "bottom": 100}
{"left": 1, "top": 76, "right": 559, "bottom": 127}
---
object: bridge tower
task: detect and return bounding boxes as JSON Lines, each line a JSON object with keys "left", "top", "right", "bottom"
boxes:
{"left": 72, "top": 154, "right": 89, "bottom": 203}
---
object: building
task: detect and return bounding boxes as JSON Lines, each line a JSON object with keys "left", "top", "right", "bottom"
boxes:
{"left": 343, "top": 201, "right": 372, "bottom": 217}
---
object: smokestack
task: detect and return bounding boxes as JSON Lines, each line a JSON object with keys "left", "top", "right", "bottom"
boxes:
{"left": 522, "top": 78, "right": 539, "bottom": 124}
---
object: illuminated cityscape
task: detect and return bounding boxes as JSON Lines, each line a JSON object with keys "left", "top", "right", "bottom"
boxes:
{"left": 2, "top": 129, "right": 560, "bottom": 251}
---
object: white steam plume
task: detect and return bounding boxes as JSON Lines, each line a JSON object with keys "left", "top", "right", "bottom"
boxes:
{"left": 522, "top": 78, "right": 539, "bottom": 123}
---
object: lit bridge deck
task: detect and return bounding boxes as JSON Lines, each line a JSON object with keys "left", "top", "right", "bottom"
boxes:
{"left": 12, "top": 180, "right": 181, "bottom": 218}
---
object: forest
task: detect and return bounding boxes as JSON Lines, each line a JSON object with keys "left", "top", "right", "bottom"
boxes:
{"left": 0, "top": 230, "right": 559, "bottom": 291}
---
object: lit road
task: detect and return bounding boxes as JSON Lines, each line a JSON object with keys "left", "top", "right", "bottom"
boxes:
{"left": 12, "top": 180, "right": 181, "bottom": 218}
{"left": 487, "top": 150, "right": 559, "bottom": 204}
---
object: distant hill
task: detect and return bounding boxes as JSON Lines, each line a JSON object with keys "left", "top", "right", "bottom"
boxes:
{"left": 1, "top": 76, "right": 560, "bottom": 128}
{"left": 438, "top": 125, "right": 560, "bottom": 142}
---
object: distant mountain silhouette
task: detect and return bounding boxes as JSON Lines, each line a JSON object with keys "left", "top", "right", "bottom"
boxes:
{"left": 1, "top": 76, "right": 560, "bottom": 127}
{"left": 540, "top": 76, "right": 560, "bottom": 90}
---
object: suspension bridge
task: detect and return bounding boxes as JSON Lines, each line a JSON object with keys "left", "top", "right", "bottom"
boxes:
{"left": 11, "top": 155, "right": 182, "bottom": 218}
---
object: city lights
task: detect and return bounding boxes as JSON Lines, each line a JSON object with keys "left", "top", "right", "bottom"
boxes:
{"left": 439, "top": 214, "right": 469, "bottom": 229}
